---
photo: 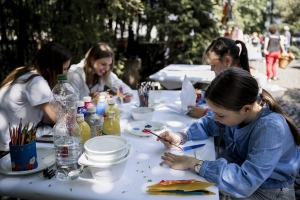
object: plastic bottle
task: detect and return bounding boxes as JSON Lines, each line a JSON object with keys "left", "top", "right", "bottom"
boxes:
{"left": 102, "top": 110, "right": 120, "bottom": 136}
{"left": 50, "top": 74, "right": 83, "bottom": 180}
{"left": 105, "top": 98, "right": 120, "bottom": 121}
{"left": 96, "top": 96, "right": 108, "bottom": 117}
{"left": 85, "top": 106, "right": 102, "bottom": 138}
{"left": 76, "top": 113, "right": 91, "bottom": 144}
{"left": 83, "top": 96, "right": 93, "bottom": 110}
{"left": 76, "top": 101, "right": 87, "bottom": 117}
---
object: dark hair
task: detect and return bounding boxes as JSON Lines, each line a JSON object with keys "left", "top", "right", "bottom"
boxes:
{"left": 84, "top": 42, "right": 114, "bottom": 88}
{"left": 205, "top": 67, "right": 300, "bottom": 146}
{"left": 34, "top": 42, "right": 72, "bottom": 89}
{"left": 269, "top": 25, "right": 277, "bottom": 34}
{"left": 0, "top": 42, "right": 71, "bottom": 89}
{"left": 204, "top": 37, "right": 250, "bottom": 72}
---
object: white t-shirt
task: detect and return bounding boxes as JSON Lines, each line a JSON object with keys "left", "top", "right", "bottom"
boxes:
{"left": 67, "top": 59, "right": 133, "bottom": 101}
{"left": 0, "top": 72, "right": 52, "bottom": 151}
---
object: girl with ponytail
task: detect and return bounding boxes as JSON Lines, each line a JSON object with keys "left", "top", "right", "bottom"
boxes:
{"left": 159, "top": 67, "right": 299, "bottom": 199}
{"left": 189, "top": 37, "right": 250, "bottom": 118}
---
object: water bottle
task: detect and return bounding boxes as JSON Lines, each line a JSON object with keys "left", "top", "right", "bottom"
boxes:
{"left": 105, "top": 98, "right": 120, "bottom": 121}
{"left": 96, "top": 96, "right": 108, "bottom": 117}
{"left": 83, "top": 96, "right": 93, "bottom": 110}
{"left": 50, "top": 74, "right": 83, "bottom": 180}
{"left": 76, "top": 113, "right": 91, "bottom": 144}
{"left": 102, "top": 110, "right": 120, "bottom": 136}
{"left": 85, "top": 106, "right": 102, "bottom": 138}
{"left": 76, "top": 101, "right": 87, "bottom": 117}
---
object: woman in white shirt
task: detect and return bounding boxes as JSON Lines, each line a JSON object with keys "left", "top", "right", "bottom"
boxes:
{"left": 67, "top": 42, "right": 134, "bottom": 104}
{"left": 0, "top": 42, "right": 71, "bottom": 151}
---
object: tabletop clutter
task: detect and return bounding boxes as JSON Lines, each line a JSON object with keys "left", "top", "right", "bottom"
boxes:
{"left": 2, "top": 75, "right": 216, "bottom": 197}
{"left": 8, "top": 119, "right": 38, "bottom": 171}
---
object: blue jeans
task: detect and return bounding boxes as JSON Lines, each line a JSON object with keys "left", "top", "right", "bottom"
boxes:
{"left": 219, "top": 184, "right": 295, "bottom": 200}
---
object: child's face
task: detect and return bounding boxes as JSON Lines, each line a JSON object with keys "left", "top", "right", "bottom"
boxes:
{"left": 92, "top": 57, "right": 112, "bottom": 76}
{"left": 206, "top": 99, "right": 247, "bottom": 127}
{"left": 62, "top": 60, "right": 71, "bottom": 74}
{"left": 206, "top": 52, "right": 229, "bottom": 76}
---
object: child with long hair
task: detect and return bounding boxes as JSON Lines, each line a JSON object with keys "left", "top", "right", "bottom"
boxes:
{"left": 188, "top": 37, "right": 250, "bottom": 118}
{"left": 0, "top": 42, "right": 71, "bottom": 151}
{"left": 158, "top": 67, "right": 300, "bottom": 199}
{"left": 67, "top": 42, "right": 133, "bottom": 104}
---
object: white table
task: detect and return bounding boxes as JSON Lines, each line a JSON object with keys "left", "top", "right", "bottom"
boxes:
{"left": 0, "top": 91, "right": 219, "bottom": 200}
{"left": 149, "top": 64, "right": 215, "bottom": 89}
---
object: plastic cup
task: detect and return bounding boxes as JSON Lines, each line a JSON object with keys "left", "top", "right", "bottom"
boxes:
{"left": 9, "top": 140, "right": 38, "bottom": 171}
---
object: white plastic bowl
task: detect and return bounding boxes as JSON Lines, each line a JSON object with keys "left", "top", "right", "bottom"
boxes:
{"left": 131, "top": 107, "right": 154, "bottom": 121}
{"left": 87, "top": 145, "right": 132, "bottom": 183}
{"left": 84, "top": 148, "right": 128, "bottom": 163}
{"left": 84, "top": 136, "right": 128, "bottom": 160}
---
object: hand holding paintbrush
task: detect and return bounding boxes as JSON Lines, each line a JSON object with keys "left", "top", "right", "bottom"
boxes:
{"left": 142, "top": 129, "right": 183, "bottom": 151}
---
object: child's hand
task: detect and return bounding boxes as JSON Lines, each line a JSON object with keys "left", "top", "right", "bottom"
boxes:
{"left": 90, "top": 90, "right": 100, "bottom": 105}
{"left": 157, "top": 131, "right": 182, "bottom": 148}
{"left": 160, "top": 152, "right": 200, "bottom": 170}
{"left": 123, "top": 93, "right": 133, "bottom": 103}
{"left": 188, "top": 105, "right": 206, "bottom": 118}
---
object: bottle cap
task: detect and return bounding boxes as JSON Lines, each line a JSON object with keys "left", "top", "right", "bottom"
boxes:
{"left": 83, "top": 96, "right": 91, "bottom": 102}
{"left": 76, "top": 113, "right": 84, "bottom": 122}
{"left": 76, "top": 101, "right": 84, "bottom": 107}
{"left": 100, "top": 92, "right": 108, "bottom": 97}
{"left": 87, "top": 106, "right": 96, "bottom": 113}
{"left": 99, "top": 96, "right": 105, "bottom": 102}
{"left": 107, "top": 98, "right": 115, "bottom": 105}
{"left": 57, "top": 74, "right": 67, "bottom": 81}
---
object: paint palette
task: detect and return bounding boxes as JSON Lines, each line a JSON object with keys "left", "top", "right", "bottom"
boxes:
{"left": 125, "top": 121, "right": 165, "bottom": 136}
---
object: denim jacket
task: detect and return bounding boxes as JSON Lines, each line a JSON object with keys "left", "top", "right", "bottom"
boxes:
{"left": 177, "top": 106, "right": 300, "bottom": 198}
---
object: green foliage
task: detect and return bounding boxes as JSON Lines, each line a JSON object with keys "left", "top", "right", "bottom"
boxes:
{"left": 276, "top": 0, "right": 300, "bottom": 31}
{"left": 289, "top": 46, "right": 300, "bottom": 60}
{"left": 232, "top": 0, "right": 267, "bottom": 34}
{"left": 1, "top": 0, "right": 221, "bottom": 81}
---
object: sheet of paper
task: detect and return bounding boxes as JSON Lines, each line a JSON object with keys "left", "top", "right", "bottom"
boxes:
{"left": 166, "top": 75, "right": 196, "bottom": 115}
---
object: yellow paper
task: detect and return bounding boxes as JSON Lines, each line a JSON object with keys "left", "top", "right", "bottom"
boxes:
{"left": 147, "top": 190, "right": 215, "bottom": 196}
{"left": 147, "top": 179, "right": 215, "bottom": 195}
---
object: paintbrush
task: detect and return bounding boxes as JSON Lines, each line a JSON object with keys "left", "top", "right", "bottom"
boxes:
{"left": 182, "top": 144, "right": 205, "bottom": 151}
{"left": 142, "top": 129, "right": 183, "bottom": 151}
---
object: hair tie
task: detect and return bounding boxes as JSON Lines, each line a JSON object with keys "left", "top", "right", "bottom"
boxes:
{"left": 236, "top": 43, "right": 242, "bottom": 56}
{"left": 257, "top": 87, "right": 262, "bottom": 104}
{"left": 258, "top": 87, "right": 262, "bottom": 95}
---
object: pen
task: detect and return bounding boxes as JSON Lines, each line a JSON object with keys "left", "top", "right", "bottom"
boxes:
{"left": 142, "top": 129, "right": 183, "bottom": 151}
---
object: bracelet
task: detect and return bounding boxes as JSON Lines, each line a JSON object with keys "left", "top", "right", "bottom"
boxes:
{"left": 194, "top": 160, "right": 204, "bottom": 174}
{"left": 203, "top": 108, "right": 209, "bottom": 116}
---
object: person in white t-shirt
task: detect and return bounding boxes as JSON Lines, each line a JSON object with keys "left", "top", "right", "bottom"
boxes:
{"left": 67, "top": 42, "right": 134, "bottom": 104}
{"left": 0, "top": 42, "right": 71, "bottom": 151}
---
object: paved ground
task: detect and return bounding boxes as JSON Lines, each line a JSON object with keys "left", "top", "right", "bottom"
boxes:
{"left": 250, "top": 59, "right": 300, "bottom": 89}
{"left": 250, "top": 59, "right": 300, "bottom": 131}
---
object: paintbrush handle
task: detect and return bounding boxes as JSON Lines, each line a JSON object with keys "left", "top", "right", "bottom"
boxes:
{"left": 146, "top": 130, "right": 183, "bottom": 151}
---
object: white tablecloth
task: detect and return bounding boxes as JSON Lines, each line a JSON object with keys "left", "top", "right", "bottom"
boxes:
{"left": 149, "top": 64, "right": 215, "bottom": 89}
{"left": 0, "top": 90, "right": 219, "bottom": 200}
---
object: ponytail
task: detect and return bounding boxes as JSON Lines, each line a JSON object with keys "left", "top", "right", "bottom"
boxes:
{"left": 235, "top": 40, "right": 250, "bottom": 73}
{"left": 259, "top": 89, "right": 300, "bottom": 146}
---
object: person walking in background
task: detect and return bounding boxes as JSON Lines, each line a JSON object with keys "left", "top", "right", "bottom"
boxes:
{"left": 188, "top": 37, "right": 250, "bottom": 118}
{"left": 158, "top": 67, "right": 300, "bottom": 199}
{"left": 263, "top": 24, "right": 286, "bottom": 82}
{"left": 283, "top": 25, "right": 291, "bottom": 52}
{"left": 67, "top": 42, "right": 134, "bottom": 105}
{"left": 0, "top": 42, "right": 71, "bottom": 152}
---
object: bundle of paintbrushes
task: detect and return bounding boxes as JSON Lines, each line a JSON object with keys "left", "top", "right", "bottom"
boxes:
{"left": 9, "top": 118, "right": 37, "bottom": 146}
{"left": 137, "top": 82, "right": 152, "bottom": 107}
